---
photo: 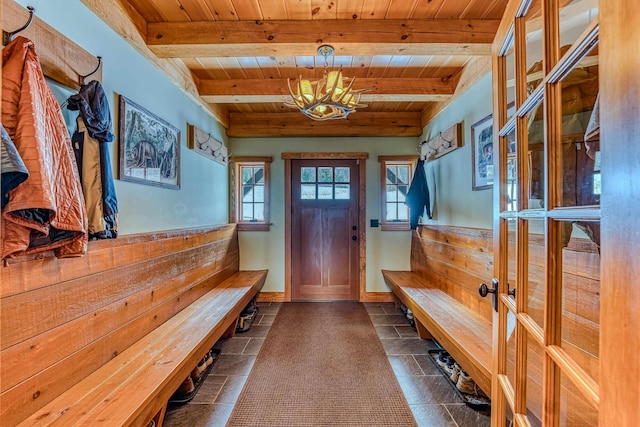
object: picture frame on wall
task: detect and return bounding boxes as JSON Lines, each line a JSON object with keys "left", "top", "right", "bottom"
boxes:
{"left": 471, "top": 114, "right": 495, "bottom": 191}
{"left": 118, "top": 95, "right": 180, "bottom": 189}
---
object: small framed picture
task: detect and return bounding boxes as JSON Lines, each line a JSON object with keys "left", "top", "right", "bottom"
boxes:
{"left": 118, "top": 95, "right": 180, "bottom": 189}
{"left": 471, "top": 114, "right": 494, "bottom": 191}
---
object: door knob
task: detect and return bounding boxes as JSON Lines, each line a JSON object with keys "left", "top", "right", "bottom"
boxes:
{"left": 479, "top": 278, "right": 499, "bottom": 312}
{"left": 478, "top": 279, "right": 515, "bottom": 313}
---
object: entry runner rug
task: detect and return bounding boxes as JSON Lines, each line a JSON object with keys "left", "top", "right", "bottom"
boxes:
{"left": 226, "top": 302, "right": 417, "bottom": 426}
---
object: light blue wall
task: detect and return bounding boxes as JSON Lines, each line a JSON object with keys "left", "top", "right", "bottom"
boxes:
{"left": 15, "top": 0, "right": 229, "bottom": 234}
{"left": 419, "top": 74, "right": 494, "bottom": 229}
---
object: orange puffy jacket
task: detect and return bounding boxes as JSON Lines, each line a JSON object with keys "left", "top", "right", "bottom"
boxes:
{"left": 2, "top": 37, "right": 87, "bottom": 259}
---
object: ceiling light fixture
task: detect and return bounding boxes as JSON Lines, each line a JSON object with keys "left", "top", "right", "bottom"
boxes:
{"left": 285, "top": 45, "right": 368, "bottom": 121}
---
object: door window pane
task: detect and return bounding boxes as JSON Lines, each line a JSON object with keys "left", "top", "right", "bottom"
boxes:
{"left": 526, "top": 333, "right": 544, "bottom": 426}
{"left": 560, "top": 221, "right": 600, "bottom": 383}
{"left": 301, "top": 184, "right": 316, "bottom": 199}
{"left": 318, "top": 167, "right": 333, "bottom": 182}
{"left": 526, "top": 0, "right": 544, "bottom": 97}
{"left": 335, "top": 184, "right": 350, "bottom": 199}
{"left": 301, "top": 167, "right": 316, "bottom": 182}
{"left": 560, "top": 48, "right": 600, "bottom": 207}
{"left": 560, "top": 0, "right": 598, "bottom": 49}
{"left": 560, "top": 371, "right": 598, "bottom": 427}
{"left": 527, "top": 101, "right": 545, "bottom": 209}
{"left": 527, "top": 220, "right": 545, "bottom": 330}
{"left": 318, "top": 184, "right": 333, "bottom": 199}
{"left": 335, "top": 167, "right": 350, "bottom": 183}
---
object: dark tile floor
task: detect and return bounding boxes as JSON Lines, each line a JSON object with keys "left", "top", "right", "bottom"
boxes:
{"left": 163, "top": 301, "right": 492, "bottom": 427}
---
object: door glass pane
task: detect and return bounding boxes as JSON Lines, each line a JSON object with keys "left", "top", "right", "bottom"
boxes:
{"left": 506, "top": 44, "right": 516, "bottom": 116}
{"left": 559, "top": 0, "right": 598, "bottom": 50}
{"left": 301, "top": 167, "right": 316, "bottom": 182}
{"left": 318, "top": 184, "right": 333, "bottom": 199}
{"left": 335, "top": 184, "right": 350, "bottom": 199}
{"left": 507, "top": 153, "right": 517, "bottom": 212}
{"left": 526, "top": 333, "right": 544, "bottom": 427}
{"left": 335, "top": 167, "right": 350, "bottom": 183}
{"left": 527, "top": 220, "right": 545, "bottom": 330}
{"left": 560, "top": 47, "right": 600, "bottom": 207}
{"left": 526, "top": 102, "right": 545, "bottom": 209}
{"left": 506, "top": 310, "right": 517, "bottom": 389}
{"left": 507, "top": 219, "right": 517, "bottom": 301}
{"left": 301, "top": 184, "right": 316, "bottom": 199}
{"left": 318, "top": 167, "right": 333, "bottom": 182}
{"left": 560, "top": 371, "right": 598, "bottom": 427}
{"left": 254, "top": 167, "right": 265, "bottom": 184}
{"left": 560, "top": 220, "right": 600, "bottom": 383}
{"left": 526, "top": 0, "right": 544, "bottom": 97}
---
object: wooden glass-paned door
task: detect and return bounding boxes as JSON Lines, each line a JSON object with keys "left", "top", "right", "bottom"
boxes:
{"left": 491, "top": 0, "right": 601, "bottom": 426}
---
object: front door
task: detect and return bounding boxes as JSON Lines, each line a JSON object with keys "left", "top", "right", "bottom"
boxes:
{"left": 291, "top": 159, "right": 359, "bottom": 301}
{"left": 490, "top": 1, "right": 601, "bottom": 426}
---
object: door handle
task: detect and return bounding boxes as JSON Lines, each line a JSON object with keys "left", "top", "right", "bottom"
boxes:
{"left": 479, "top": 279, "right": 516, "bottom": 312}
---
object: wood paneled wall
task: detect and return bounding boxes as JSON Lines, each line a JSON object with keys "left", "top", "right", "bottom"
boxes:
{"left": 411, "top": 225, "right": 600, "bottom": 423}
{"left": 0, "top": 224, "right": 239, "bottom": 426}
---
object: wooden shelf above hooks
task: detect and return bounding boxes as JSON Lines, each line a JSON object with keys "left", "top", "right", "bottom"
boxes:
{"left": 419, "top": 122, "right": 463, "bottom": 161}
{"left": 2, "top": 1, "right": 102, "bottom": 90}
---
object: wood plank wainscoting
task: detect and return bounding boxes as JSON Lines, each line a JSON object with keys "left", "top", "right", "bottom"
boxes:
{"left": 386, "top": 225, "right": 600, "bottom": 425}
{"left": 0, "top": 224, "right": 245, "bottom": 426}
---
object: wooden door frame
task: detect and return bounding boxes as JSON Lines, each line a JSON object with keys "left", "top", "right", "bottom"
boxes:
{"left": 282, "top": 152, "right": 368, "bottom": 302}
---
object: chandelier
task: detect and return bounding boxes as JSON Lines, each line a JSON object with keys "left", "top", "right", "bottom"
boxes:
{"left": 285, "top": 45, "right": 368, "bottom": 121}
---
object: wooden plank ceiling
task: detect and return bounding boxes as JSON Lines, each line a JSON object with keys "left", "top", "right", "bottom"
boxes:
{"left": 93, "top": 0, "right": 508, "bottom": 136}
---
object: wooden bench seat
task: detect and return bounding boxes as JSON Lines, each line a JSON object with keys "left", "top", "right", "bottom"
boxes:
{"left": 18, "top": 269, "right": 267, "bottom": 427}
{"left": 382, "top": 270, "right": 492, "bottom": 395}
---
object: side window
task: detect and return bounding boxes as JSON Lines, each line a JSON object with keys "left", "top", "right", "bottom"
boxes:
{"left": 230, "top": 156, "right": 272, "bottom": 231}
{"left": 378, "top": 156, "right": 417, "bottom": 231}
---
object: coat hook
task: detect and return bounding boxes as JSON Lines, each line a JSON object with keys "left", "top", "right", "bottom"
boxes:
{"left": 3, "top": 6, "right": 35, "bottom": 46}
{"left": 79, "top": 56, "right": 103, "bottom": 86}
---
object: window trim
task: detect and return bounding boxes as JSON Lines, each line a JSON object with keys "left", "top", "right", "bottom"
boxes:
{"left": 230, "top": 156, "right": 273, "bottom": 231}
{"left": 378, "top": 155, "right": 418, "bottom": 231}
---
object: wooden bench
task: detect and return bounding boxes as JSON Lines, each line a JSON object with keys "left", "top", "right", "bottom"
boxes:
{"left": 383, "top": 225, "right": 601, "bottom": 424}
{"left": 382, "top": 270, "right": 492, "bottom": 395}
{"left": 1, "top": 224, "right": 267, "bottom": 427}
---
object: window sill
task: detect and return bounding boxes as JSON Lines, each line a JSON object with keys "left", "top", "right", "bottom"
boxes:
{"left": 237, "top": 222, "right": 271, "bottom": 231}
{"left": 380, "top": 223, "right": 411, "bottom": 231}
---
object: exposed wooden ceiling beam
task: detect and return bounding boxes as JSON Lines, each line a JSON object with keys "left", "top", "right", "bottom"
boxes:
{"left": 147, "top": 19, "right": 500, "bottom": 57}
{"left": 199, "top": 77, "right": 456, "bottom": 103}
{"left": 80, "top": 0, "right": 229, "bottom": 128}
{"left": 227, "top": 112, "right": 423, "bottom": 137}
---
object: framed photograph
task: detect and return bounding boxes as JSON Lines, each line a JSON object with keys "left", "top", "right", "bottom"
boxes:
{"left": 471, "top": 114, "right": 495, "bottom": 190}
{"left": 118, "top": 95, "right": 180, "bottom": 189}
